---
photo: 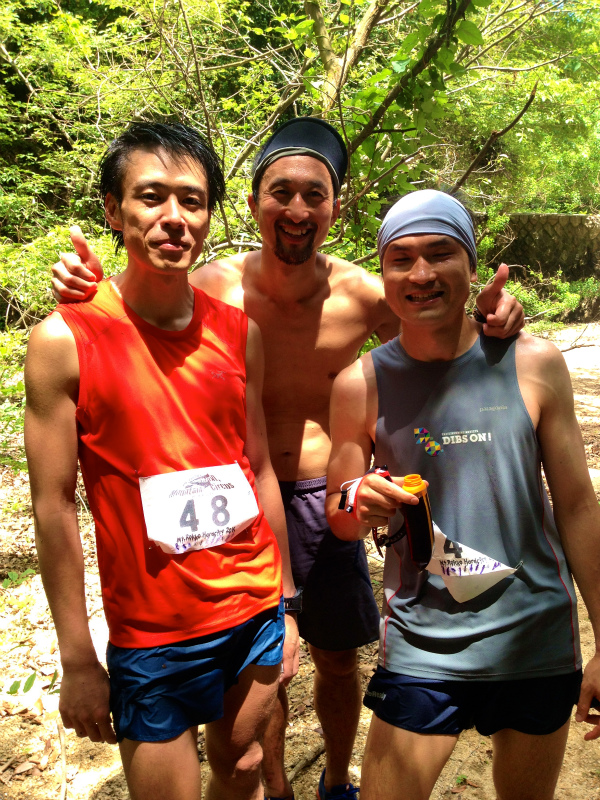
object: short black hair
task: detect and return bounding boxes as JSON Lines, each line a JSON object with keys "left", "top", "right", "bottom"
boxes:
{"left": 99, "top": 122, "right": 225, "bottom": 251}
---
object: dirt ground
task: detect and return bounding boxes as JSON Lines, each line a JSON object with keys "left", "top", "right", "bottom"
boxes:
{"left": 1, "top": 322, "right": 599, "bottom": 800}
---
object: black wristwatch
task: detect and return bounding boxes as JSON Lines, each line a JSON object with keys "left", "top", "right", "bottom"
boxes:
{"left": 472, "top": 306, "right": 487, "bottom": 324}
{"left": 284, "top": 587, "right": 303, "bottom": 614}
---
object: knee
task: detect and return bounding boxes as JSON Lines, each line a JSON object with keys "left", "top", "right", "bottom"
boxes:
{"left": 209, "top": 739, "right": 264, "bottom": 787}
{"left": 310, "top": 646, "right": 358, "bottom": 681}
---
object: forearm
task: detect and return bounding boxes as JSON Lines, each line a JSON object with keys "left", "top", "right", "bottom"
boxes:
{"left": 34, "top": 501, "right": 97, "bottom": 669}
{"left": 325, "top": 493, "right": 371, "bottom": 541}
{"left": 254, "top": 468, "right": 295, "bottom": 597}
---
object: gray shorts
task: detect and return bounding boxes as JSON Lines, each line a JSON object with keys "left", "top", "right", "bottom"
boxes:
{"left": 279, "top": 477, "right": 380, "bottom": 651}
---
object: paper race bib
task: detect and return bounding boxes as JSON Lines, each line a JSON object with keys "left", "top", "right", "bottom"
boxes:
{"left": 139, "top": 463, "right": 259, "bottom": 554}
{"left": 426, "top": 524, "right": 520, "bottom": 603}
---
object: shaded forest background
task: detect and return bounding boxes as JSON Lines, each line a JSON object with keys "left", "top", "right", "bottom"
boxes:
{"left": 0, "top": 5, "right": 600, "bottom": 795}
{"left": 1, "top": 0, "right": 600, "bottom": 465}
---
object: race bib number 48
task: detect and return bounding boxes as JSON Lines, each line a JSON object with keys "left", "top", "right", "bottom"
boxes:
{"left": 139, "top": 463, "right": 259, "bottom": 555}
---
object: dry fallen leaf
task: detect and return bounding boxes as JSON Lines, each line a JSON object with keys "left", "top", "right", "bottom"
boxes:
{"left": 13, "top": 761, "right": 35, "bottom": 775}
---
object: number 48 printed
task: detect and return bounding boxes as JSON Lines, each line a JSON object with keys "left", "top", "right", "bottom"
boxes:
{"left": 179, "top": 495, "right": 231, "bottom": 532}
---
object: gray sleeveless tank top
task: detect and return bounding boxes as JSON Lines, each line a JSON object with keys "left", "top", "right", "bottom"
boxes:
{"left": 372, "top": 333, "right": 581, "bottom": 680}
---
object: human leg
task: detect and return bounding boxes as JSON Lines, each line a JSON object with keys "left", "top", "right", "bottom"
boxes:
{"left": 278, "top": 478, "right": 380, "bottom": 797}
{"left": 310, "top": 644, "right": 361, "bottom": 791}
{"left": 361, "top": 714, "right": 458, "bottom": 800}
{"left": 119, "top": 728, "right": 202, "bottom": 800}
{"left": 205, "top": 662, "right": 281, "bottom": 800}
{"left": 491, "top": 722, "right": 570, "bottom": 800}
{"left": 262, "top": 682, "right": 294, "bottom": 799}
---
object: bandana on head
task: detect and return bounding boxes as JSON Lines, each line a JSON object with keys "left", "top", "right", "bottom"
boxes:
{"left": 377, "top": 190, "right": 477, "bottom": 269}
{"left": 251, "top": 117, "right": 348, "bottom": 196}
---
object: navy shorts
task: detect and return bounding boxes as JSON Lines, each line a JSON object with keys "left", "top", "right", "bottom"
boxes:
{"left": 107, "top": 600, "right": 284, "bottom": 742}
{"left": 279, "top": 477, "right": 380, "bottom": 651}
{"left": 364, "top": 666, "right": 582, "bottom": 736}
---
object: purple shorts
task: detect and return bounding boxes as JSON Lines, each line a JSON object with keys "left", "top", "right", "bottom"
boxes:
{"left": 279, "top": 477, "right": 380, "bottom": 651}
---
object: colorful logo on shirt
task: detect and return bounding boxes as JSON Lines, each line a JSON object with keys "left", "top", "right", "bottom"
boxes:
{"left": 414, "top": 428, "right": 443, "bottom": 457}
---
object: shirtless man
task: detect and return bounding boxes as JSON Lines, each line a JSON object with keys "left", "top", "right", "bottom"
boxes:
{"left": 52, "top": 118, "right": 524, "bottom": 800}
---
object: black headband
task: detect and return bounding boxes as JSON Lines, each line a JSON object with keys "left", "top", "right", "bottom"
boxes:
{"left": 252, "top": 117, "right": 348, "bottom": 196}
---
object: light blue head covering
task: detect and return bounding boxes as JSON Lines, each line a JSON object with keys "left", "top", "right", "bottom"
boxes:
{"left": 377, "top": 190, "right": 477, "bottom": 268}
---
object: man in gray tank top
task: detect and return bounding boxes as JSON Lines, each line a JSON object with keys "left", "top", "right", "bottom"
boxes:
{"left": 325, "top": 190, "right": 600, "bottom": 800}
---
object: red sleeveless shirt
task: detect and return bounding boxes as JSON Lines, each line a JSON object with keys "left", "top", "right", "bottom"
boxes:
{"left": 56, "top": 281, "right": 282, "bottom": 648}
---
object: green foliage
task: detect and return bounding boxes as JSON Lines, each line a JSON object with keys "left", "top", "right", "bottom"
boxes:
{"left": 475, "top": 263, "right": 583, "bottom": 324}
{"left": 0, "top": 226, "right": 126, "bottom": 328}
{"left": 2, "top": 568, "right": 35, "bottom": 589}
{"left": 0, "top": 0, "right": 597, "bottom": 342}
{"left": 6, "top": 670, "right": 37, "bottom": 695}
{"left": 0, "top": 327, "right": 27, "bottom": 469}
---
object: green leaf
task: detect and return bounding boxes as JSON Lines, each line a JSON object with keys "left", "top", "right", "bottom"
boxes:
{"left": 8, "top": 680, "right": 20, "bottom": 695}
{"left": 48, "top": 669, "right": 58, "bottom": 692}
{"left": 417, "top": 24, "right": 432, "bottom": 43}
{"left": 304, "top": 47, "right": 316, "bottom": 58}
{"left": 251, "top": 28, "right": 264, "bottom": 35}
{"left": 400, "top": 32, "right": 419, "bottom": 53}
{"left": 340, "top": 13, "right": 350, "bottom": 24}
{"left": 455, "top": 19, "right": 484, "bottom": 45}
{"left": 285, "top": 28, "right": 298, "bottom": 40}
{"left": 23, "top": 672, "right": 36, "bottom": 693}
{"left": 391, "top": 58, "right": 411, "bottom": 74}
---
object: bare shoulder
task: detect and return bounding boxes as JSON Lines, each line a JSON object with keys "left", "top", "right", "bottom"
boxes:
{"left": 326, "top": 254, "right": 384, "bottom": 302}
{"left": 515, "top": 331, "right": 573, "bottom": 421}
{"left": 333, "top": 351, "right": 376, "bottom": 397}
{"left": 28, "top": 312, "right": 76, "bottom": 355}
{"left": 515, "top": 331, "right": 569, "bottom": 376}
{"left": 26, "top": 313, "right": 79, "bottom": 406}
{"left": 189, "top": 252, "right": 249, "bottom": 303}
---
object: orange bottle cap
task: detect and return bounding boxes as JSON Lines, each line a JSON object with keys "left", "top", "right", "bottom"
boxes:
{"left": 403, "top": 474, "right": 426, "bottom": 494}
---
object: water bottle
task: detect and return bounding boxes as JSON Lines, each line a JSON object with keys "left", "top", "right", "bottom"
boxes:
{"left": 401, "top": 474, "right": 434, "bottom": 571}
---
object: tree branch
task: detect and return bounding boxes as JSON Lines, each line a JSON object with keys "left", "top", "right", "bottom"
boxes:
{"left": 304, "top": 0, "right": 343, "bottom": 112}
{"left": 341, "top": 148, "right": 422, "bottom": 212}
{"left": 348, "top": 0, "right": 473, "bottom": 154}
{"left": 450, "top": 82, "right": 537, "bottom": 193}
{"left": 467, "top": 52, "right": 571, "bottom": 72}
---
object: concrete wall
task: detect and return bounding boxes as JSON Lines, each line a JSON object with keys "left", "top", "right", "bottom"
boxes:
{"left": 486, "top": 213, "right": 600, "bottom": 280}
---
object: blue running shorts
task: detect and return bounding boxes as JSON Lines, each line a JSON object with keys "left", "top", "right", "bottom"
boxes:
{"left": 107, "top": 599, "right": 284, "bottom": 742}
{"left": 364, "top": 666, "right": 582, "bottom": 736}
{"left": 279, "top": 477, "right": 380, "bottom": 651}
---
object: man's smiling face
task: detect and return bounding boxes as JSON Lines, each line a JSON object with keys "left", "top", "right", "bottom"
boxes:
{"left": 105, "top": 147, "right": 211, "bottom": 274}
{"left": 382, "top": 233, "right": 476, "bottom": 326}
{"left": 248, "top": 156, "right": 340, "bottom": 265}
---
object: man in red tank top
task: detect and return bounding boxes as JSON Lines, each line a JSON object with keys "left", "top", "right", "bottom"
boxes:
{"left": 24, "top": 123, "right": 299, "bottom": 800}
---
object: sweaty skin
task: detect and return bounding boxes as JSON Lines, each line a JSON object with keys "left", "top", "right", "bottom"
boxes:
{"left": 325, "top": 232, "right": 600, "bottom": 800}
{"left": 192, "top": 249, "right": 397, "bottom": 480}
{"left": 51, "top": 157, "right": 525, "bottom": 798}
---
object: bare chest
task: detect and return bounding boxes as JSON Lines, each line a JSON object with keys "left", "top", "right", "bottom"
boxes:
{"left": 246, "top": 294, "right": 372, "bottom": 417}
